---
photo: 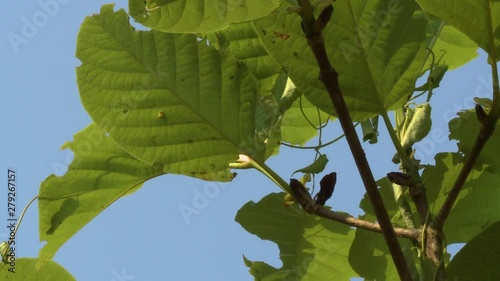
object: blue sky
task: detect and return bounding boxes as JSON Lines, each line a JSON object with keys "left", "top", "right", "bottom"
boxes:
{"left": 0, "top": 1, "right": 492, "bottom": 281}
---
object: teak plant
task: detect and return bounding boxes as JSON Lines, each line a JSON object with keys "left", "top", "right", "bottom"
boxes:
{"left": 2, "top": 0, "right": 500, "bottom": 280}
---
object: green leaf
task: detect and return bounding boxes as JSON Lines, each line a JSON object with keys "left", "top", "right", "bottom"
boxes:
{"left": 1, "top": 258, "right": 75, "bottom": 280}
{"left": 416, "top": 0, "right": 500, "bottom": 59}
{"left": 361, "top": 177, "right": 401, "bottom": 221}
{"left": 449, "top": 106, "right": 500, "bottom": 172}
{"left": 422, "top": 153, "right": 500, "bottom": 243}
{"left": 292, "top": 154, "right": 328, "bottom": 175}
{"left": 235, "top": 193, "right": 358, "bottom": 281}
{"left": 204, "top": 21, "right": 338, "bottom": 155}
{"left": 204, "top": 22, "right": 286, "bottom": 159}
{"left": 129, "top": 0, "right": 281, "bottom": 33}
{"left": 428, "top": 25, "right": 479, "bottom": 71}
{"left": 77, "top": 5, "right": 259, "bottom": 181}
{"left": 447, "top": 221, "right": 500, "bottom": 281}
{"left": 253, "top": 1, "right": 428, "bottom": 121}
{"left": 205, "top": 22, "right": 282, "bottom": 93}
{"left": 349, "top": 228, "right": 418, "bottom": 281}
{"left": 38, "top": 124, "right": 164, "bottom": 259}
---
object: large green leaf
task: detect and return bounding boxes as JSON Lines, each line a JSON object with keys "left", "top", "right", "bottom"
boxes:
{"left": 235, "top": 193, "right": 358, "bottom": 280}
{"left": 206, "top": 23, "right": 334, "bottom": 148}
{"left": 129, "top": 0, "right": 281, "bottom": 33}
{"left": 349, "top": 228, "right": 418, "bottom": 281}
{"left": 449, "top": 106, "right": 500, "bottom": 172}
{"left": 38, "top": 124, "right": 164, "bottom": 259}
{"left": 421, "top": 107, "right": 500, "bottom": 243}
{"left": 429, "top": 24, "right": 479, "bottom": 71}
{"left": 77, "top": 5, "right": 260, "bottom": 181}
{"left": 447, "top": 221, "right": 500, "bottom": 281}
{"left": 1, "top": 258, "right": 75, "bottom": 281}
{"left": 422, "top": 153, "right": 500, "bottom": 244}
{"left": 253, "top": 0, "right": 429, "bottom": 121}
{"left": 416, "top": 0, "right": 500, "bottom": 59}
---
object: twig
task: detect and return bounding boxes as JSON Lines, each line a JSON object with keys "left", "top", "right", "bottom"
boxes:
{"left": 289, "top": 179, "right": 418, "bottom": 239}
{"left": 316, "top": 207, "right": 418, "bottom": 239}
{"left": 297, "top": 2, "right": 414, "bottom": 280}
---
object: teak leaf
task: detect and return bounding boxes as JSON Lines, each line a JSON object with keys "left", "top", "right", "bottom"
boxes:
{"left": 129, "top": 0, "right": 281, "bottom": 33}
{"left": 423, "top": 153, "right": 500, "bottom": 243}
{"left": 77, "top": 5, "right": 260, "bottom": 181}
{"left": 416, "top": 0, "right": 500, "bottom": 60}
{"left": 253, "top": 0, "right": 428, "bottom": 121}
{"left": 236, "top": 193, "right": 358, "bottom": 280}
{"left": 38, "top": 124, "right": 164, "bottom": 259}
{"left": 447, "top": 221, "right": 500, "bottom": 281}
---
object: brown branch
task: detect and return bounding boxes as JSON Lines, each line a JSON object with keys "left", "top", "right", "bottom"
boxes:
{"left": 289, "top": 179, "right": 418, "bottom": 239}
{"left": 297, "top": 3, "right": 414, "bottom": 280}
{"left": 316, "top": 207, "right": 419, "bottom": 239}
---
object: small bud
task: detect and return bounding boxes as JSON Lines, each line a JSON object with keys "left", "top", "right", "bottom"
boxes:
{"left": 316, "top": 172, "right": 336, "bottom": 206}
{"left": 387, "top": 172, "right": 412, "bottom": 186}
{"left": 289, "top": 179, "right": 312, "bottom": 206}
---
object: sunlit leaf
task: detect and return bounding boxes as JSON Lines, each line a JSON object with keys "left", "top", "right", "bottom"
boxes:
{"left": 204, "top": 22, "right": 286, "bottom": 159}
{"left": 449, "top": 106, "right": 500, "bottom": 172}
{"left": 422, "top": 153, "right": 500, "bottom": 243}
{"left": 129, "top": 0, "right": 281, "bottom": 33}
{"left": 38, "top": 124, "right": 164, "bottom": 259}
{"left": 235, "top": 193, "right": 358, "bottom": 280}
{"left": 77, "top": 5, "right": 260, "bottom": 181}
{"left": 253, "top": 1, "right": 428, "bottom": 121}
{"left": 447, "top": 221, "right": 500, "bottom": 281}
{"left": 349, "top": 228, "right": 418, "bottom": 281}
{"left": 205, "top": 21, "right": 283, "bottom": 100}
{"left": 416, "top": 0, "right": 500, "bottom": 59}
{"left": 428, "top": 25, "right": 479, "bottom": 71}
